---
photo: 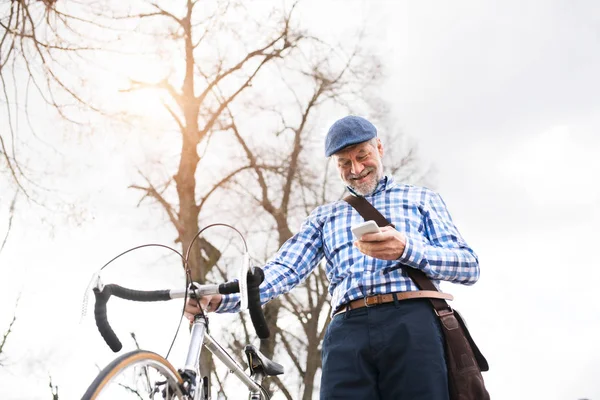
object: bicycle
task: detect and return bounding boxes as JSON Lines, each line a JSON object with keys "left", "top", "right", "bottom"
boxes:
{"left": 81, "top": 224, "right": 284, "bottom": 400}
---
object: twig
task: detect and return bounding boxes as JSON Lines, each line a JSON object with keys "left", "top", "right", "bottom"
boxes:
{"left": 48, "top": 374, "right": 59, "bottom": 400}
{"left": 0, "top": 192, "right": 18, "bottom": 254}
{"left": 0, "top": 297, "right": 19, "bottom": 364}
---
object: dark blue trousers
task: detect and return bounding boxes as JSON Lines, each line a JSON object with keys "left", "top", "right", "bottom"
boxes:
{"left": 320, "top": 299, "right": 449, "bottom": 400}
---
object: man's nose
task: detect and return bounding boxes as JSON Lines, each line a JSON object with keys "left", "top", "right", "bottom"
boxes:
{"left": 350, "top": 160, "right": 365, "bottom": 175}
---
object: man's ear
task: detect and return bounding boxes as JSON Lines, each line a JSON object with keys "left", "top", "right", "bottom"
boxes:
{"left": 377, "top": 138, "right": 384, "bottom": 157}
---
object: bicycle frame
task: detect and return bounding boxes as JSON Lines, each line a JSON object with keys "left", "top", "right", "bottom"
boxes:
{"left": 184, "top": 315, "right": 265, "bottom": 400}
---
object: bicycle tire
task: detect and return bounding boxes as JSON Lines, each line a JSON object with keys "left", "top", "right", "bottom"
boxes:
{"left": 82, "top": 349, "right": 186, "bottom": 399}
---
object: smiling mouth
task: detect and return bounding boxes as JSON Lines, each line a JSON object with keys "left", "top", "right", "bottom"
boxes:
{"left": 352, "top": 171, "right": 371, "bottom": 181}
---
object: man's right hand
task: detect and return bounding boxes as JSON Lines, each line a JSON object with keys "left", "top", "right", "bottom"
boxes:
{"left": 184, "top": 294, "right": 222, "bottom": 322}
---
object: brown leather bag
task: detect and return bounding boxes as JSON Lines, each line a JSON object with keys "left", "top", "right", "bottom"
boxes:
{"left": 344, "top": 195, "right": 490, "bottom": 400}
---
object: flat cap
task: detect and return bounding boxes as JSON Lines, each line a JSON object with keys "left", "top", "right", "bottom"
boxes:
{"left": 325, "top": 116, "right": 377, "bottom": 157}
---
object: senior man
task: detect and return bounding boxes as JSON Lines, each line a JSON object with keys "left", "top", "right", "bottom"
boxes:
{"left": 187, "top": 115, "right": 480, "bottom": 399}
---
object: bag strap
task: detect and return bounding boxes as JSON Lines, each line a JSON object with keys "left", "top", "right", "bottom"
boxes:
{"left": 343, "top": 194, "right": 452, "bottom": 314}
{"left": 344, "top": 194, "right": 391, "bottom": 228}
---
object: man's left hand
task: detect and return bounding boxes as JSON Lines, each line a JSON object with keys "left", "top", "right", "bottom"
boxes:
{"left": 184, "top": 294, "right": 222, "bottom": 322}
{"left": 354, "top": 226, "right": 406, "bottom": 260}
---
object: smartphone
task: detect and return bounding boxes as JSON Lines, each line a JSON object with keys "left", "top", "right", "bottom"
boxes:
{"left": 351, "top": 220, "right": 381, "bottom": 240}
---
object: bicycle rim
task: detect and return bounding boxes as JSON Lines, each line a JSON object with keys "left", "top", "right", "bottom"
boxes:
{"left": 82, "top": 350, "right": 186, "bottom": 399}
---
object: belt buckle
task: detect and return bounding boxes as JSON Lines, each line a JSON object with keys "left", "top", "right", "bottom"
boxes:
{"left": 364, "top": 294, "right": 381, "bottom": 307}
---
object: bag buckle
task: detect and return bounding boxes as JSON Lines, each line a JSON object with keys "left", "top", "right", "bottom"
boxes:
{"left": 434, "top": 306, "right": 454, "bottom": 317}
{"left": 364, "top": 294, "right": 382, "bottom": 307}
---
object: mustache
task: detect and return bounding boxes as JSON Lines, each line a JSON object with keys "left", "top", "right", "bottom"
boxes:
{"left": 348, "top": 167, "right": 374, "bottom": 180}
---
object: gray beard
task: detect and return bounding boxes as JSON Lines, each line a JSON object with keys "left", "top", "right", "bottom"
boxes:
{"left": 348, "top": 180, "right": 378, "bottom": 196}
{"left": 345, "top": 172, "right": 382, "bottom": 196}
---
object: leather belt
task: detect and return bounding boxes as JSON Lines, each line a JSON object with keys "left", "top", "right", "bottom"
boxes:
{"left": 333, "top": 290, "right": 454, "bottom": 317}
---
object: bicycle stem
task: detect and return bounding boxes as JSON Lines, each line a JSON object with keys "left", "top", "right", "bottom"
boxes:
{"left": 169, "top": 284, "right": 220, "bottom": 299}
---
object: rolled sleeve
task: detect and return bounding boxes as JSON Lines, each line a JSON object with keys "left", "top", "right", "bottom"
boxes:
{"left": 215, "top": 293, "right": 240, "bottom": 313}
{"left": 399, "top": 191, "right": 479, "bottom": 284}
{"left": 398, "top": 235, "right": 425, "bottom": 267}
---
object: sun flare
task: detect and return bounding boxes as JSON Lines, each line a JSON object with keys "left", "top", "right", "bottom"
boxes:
{"left": 115, "top": 55, "right": 173, "bottom": 122}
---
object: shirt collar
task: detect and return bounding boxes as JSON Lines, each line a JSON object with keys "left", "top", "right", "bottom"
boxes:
{"left": 347, "top": 175, "right": 394, "bottom": 197}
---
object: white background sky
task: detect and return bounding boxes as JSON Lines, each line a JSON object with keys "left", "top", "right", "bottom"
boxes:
{"left": 1, "top": 1, "right": 599, "bottom": 399}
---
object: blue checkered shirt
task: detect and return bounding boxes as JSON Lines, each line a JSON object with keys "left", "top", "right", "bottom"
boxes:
{"left": 216, "top": 176, "right": 479, "bottom": 315}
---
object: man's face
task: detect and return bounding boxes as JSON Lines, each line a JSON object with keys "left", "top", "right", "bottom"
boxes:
{"left": 333, "top": 139, "right": 384, "bottom": 196}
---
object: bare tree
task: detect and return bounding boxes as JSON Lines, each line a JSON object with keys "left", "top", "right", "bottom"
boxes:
{"left": 1, "top": 1, "right": 426, "bottom": 398}
{"left": 121, "top": 1, "right": 305, "bottom": 283}
{"left": 98, "top": 0, "right": 306, "bottom": 393}
{"left": 0, "top": 0, "right": 96, "bottom": 194}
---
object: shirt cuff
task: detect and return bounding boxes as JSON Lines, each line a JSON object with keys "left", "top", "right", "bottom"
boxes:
{"left": 398, "top": 235, "right": 425, "bottom": 268}
{"left": 214, "top": 293, "right": 241, "bottom": 313}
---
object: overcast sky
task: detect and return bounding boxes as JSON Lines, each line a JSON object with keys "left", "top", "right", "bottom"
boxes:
{"left": 1, "top": 1, "right": 599, "bottom": 399}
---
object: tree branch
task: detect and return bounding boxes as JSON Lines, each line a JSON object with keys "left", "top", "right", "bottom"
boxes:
{"left": 0, "top": 192, "right": 17, "bottom": 254}
{"left": 129, "top": 174, "right": 183, "bottom": 237}
{"left": 197, "top": 165, "right": 254, "bottom": 212}
{"left": 48, "top": 374, "right": 59, "bottom": 400}
{"left": 270, "top": 375, "right": 294, "bottom": 400}
{"left": 104, "top": 2, "right": 184, "bottom": 28}
{"left": 0, "top": 298, "right": 19, "bottom": 364}
{"left": 226, "top": 112, "right": 278, "bottom": 216}
{"left": 196, "top": 30, "right": 289, "bottom": 106}
{"left": 279, "top": 82, "right": 324, "bottom": 215}
{"left": 276, "top": 326, "right": 305, "bottom": 377}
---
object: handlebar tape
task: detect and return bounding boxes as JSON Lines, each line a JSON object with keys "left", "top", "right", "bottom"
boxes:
{"left": 93, "top": 285, "right": 171, "bottom": 352}
{"left": 246, "top": 267, "right": 270, "bottom": 339}
{"left": 217, "top": 280, "right": 240, "bottom": 295}
{"left": 218, "top": 268, "right": 269, "bottom": 339}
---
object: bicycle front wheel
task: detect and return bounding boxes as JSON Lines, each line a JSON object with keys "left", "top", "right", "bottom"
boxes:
{"left": 82, "top": 350, "right": 186, "bottom": 399}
